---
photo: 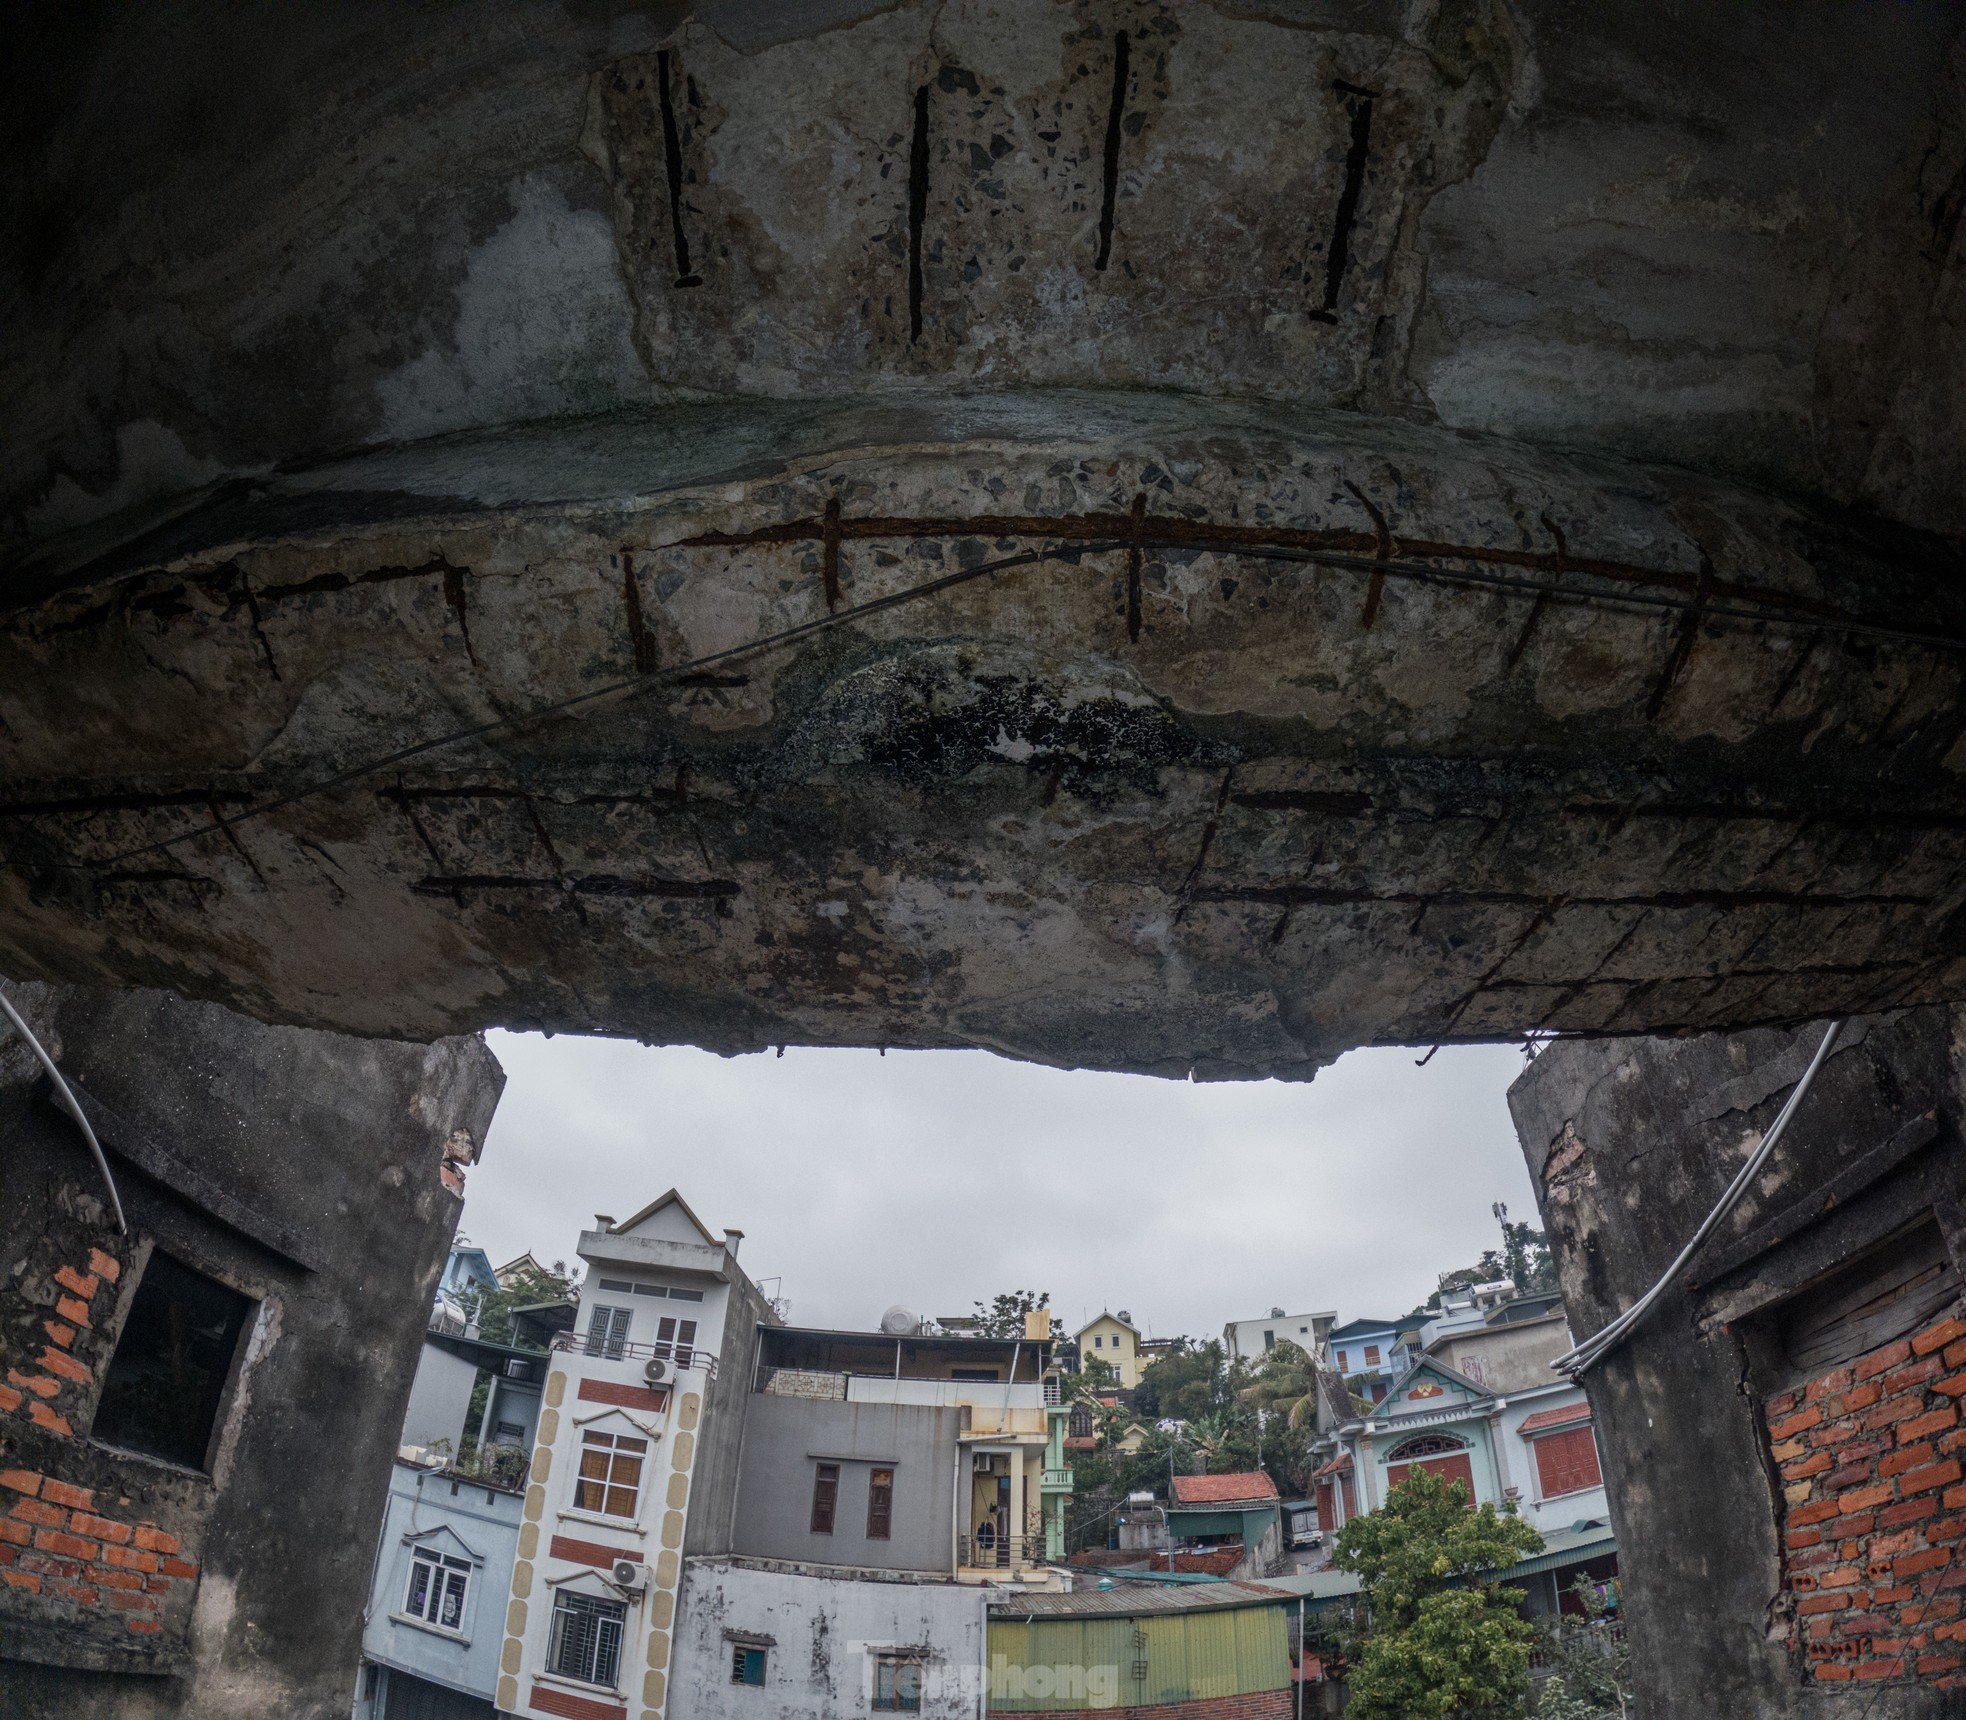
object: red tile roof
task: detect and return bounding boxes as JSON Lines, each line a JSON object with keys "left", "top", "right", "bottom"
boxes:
{"left": 1313, "top": 1454, "right": 1353, "bottom": 1479}
{"left": 1517, "top": 1403, "right": 1592, "bottom": 1436}
{"left": 1170, "top": 1471, "right": 1280, "bottom": 1505}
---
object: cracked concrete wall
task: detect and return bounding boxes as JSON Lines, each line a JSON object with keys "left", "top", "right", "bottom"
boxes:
{"left": 0, "top": 982, "right": 503, "bottom": 1718}
{"left": 1509, "top": 1009, "right": 1966, "bottom": 1717}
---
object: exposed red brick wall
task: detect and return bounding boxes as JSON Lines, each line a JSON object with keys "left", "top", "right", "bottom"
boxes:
{"left": 1030, "top": 1691, "right": 1292, "bottom": 1720}
{"left": 527, "top": 1680, "right": 627, "bottom": 1720}
{"left": 548, "top": 1532, "right": 627, "bottom": 1568}
{"left": 576, "top": 1378, "right": 667, "bottom": 1412}
{"left": 1768, "top": 1310, "right": 1966, "bottom": 1687}
{"left": 0, "top": 1467, "right": 198, "bottom": 1637}
{"left": 1, "top": 1244, "right": 122, "bottom": 1441}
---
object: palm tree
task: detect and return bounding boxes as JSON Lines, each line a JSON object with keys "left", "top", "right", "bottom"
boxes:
{"left": 1183, "top": 1409, "right": 1243, "bottom": 1471}
{"left": 1239, "top": 1339, "right": 1320, "bottom": 1431}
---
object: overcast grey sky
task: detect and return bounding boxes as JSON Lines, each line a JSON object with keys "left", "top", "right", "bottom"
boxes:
{"left": 459, "top": 1037, "right": 1538, "bottom": 1341}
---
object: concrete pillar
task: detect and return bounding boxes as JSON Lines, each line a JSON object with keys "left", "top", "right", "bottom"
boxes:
{"left": 1487, "top": 1410, "right": 1513, "bottom": 1503}
{"left": 1008, "top": 1452, "right": 1027, "bottom": 1572}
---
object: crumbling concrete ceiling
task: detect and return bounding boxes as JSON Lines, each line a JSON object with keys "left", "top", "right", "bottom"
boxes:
{"left": 4, "top": 0, "right": 1963, "bottom": 545}
{"left": 3, "top": 2, "right": 1965, "bottom": 1075}
{"left": 5, "top": 396, "right": 1966, "bottom": 1076}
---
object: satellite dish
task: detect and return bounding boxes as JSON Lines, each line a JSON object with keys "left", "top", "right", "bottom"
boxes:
{"left": 1116, "top": 1310, "right": 1132, "bottom": 1324}
{"left": 880, "top": 1304, "right": 919, "bottom": 1336}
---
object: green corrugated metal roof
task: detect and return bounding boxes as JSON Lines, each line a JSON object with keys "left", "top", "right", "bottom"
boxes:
{"left": 1489, "top": 1524, "right": 1617, "bottom": 1582}
{"left": 989, "top": 1604, "right": 1290, "bottom": 1710}
{"left": 1259, "top": 1522, "right": 1616, "bottom": 1607}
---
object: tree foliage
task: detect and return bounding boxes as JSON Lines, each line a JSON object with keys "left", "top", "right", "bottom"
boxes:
{"left": 1429, "top": 1204, "right": 1557, "bottom": 1307}
{"left": 1240, "top": 1339, "right": 1319, "bottom": 1430}
{"left": 458, "top": 1260, "right": 578, "bottom": 1453}
{"left": 1334, "top": 1468, "right": 1544, "bottom": 1720}
{"left": 970, "top": 1288, "right": 1049, "bottom": 1339}
{"left": 1133, "top": 1337, "right": 1228, "bottom": 1421}
{"left": 1530, "top": 1580, "right": 1630, "bottom": 1718}
{"left": 464, "top": 1260, "right": 579, "bottom": 1347}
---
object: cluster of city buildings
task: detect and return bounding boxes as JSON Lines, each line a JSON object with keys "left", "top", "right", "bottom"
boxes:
{"left": 353, "top": 1207, "right": 1616, "bottom": 1720}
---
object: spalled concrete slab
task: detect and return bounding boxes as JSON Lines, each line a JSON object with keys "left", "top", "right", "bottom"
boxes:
{"left": 3, "top": 400, "right": 1965, "bottom": 1072}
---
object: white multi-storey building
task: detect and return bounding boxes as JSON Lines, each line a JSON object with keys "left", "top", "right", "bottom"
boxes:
{"left": 497, "top": 1190, "right": 773, "bottom": 1720}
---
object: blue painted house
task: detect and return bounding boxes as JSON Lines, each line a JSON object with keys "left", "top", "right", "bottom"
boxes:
{"left": 1325, "top": 1317, "right": 1405, "bottom": 1403}
{"left": 355, "top": 1457, "right": 521, "bottom": 1719}
{"left": 430, "top": 1238, "right": 500, "bottom": 1336}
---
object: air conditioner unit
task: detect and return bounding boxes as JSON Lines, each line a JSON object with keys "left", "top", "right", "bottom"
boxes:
{"left": 611, "top": 1558, "right": 650, "bottom": 1591}
{"left": 643, "top": 1357, "right": 668, "bottom": 1384}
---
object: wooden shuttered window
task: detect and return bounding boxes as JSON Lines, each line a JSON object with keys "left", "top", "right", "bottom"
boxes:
{"left": 811, "top": 1462, "right": 840, "bottom": 1534}
{"left": 868, "top": 1467, "right": 894, "bottom": 1539}
{"left": 1385, "top": 1452, "right": 1476, "bottom": 1501}
{"left": 1533, "top": 1425, "right": 1603, "bottom": 1498}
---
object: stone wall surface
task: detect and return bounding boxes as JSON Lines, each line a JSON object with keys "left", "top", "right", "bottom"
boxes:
{"left": 1510, "top": 1008, "right": 1966, "bottom": 1717}
{"left": 0, "top": 982, "right": 503, "bottom": 1718}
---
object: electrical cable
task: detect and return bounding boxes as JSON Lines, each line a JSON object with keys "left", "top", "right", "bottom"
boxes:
{"left": 1551, "top": 1017, "right": 1844, "bottom": 1380}
{"left": 1172, "top": 540, "right": 1966, "bottom": 656}
{"left": 0, "top": 989, "right": 126, "bottom": 1235}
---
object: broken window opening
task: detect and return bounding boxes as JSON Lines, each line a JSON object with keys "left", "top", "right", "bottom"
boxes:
{"left": 92, "top": 1248, "right": 253, "bottom": 1471}
{"left": 1769, "top": 1214, "right": 1959, "bottom": 1388}
{"left": 731, "top": 1643, "right": 767, "bottom": 1685}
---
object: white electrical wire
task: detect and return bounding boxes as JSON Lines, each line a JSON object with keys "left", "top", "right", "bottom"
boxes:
{"left": 1552, "top": 1017, "right": 1844, "bottom": 1380}
{"left": 0, "top": 989, "right": 127, "bottom": 1234}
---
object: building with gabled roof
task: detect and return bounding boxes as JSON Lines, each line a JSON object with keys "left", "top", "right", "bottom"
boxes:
{"left": 1306, "top": 1349, "right": 1615, "bottom": 1623}
{"left": 1162, "top": 1471, "right": 1285, "bottom": 1579}
{"left": 1078, "top": 1308, "right": 1145, "bottom": 1387}
{"left": 1169, "top": 1471, "right": 1280, "bottom": 1507}
{"left": 494, "top": 1189, "right": 775, "bottom": 1720}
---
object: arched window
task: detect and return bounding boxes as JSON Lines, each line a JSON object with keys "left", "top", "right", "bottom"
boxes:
{"left": 1384, "top": 1432, "right": 1478, "bottom": 1505}
{"left": 1386, "top": 1433, "right": 1467, "bottom": 1463}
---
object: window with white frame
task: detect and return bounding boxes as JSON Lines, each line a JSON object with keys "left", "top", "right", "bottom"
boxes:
{"left": 575, "top": 1427, "right": 648, "bottom": 1518}
{"left": 403, "top": 1546, "right": 471, "bottom": 1633}
{"left": 549, "top": 1590, "right": 626, "bottom": 1688}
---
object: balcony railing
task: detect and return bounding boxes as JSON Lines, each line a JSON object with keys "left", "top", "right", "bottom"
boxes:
{"left": 1040, "top": 1467, "right": 1074, "bottom": 1492}
{"left": 755, "top": 1367, "right": 1050, "bottom": 1409}
{"left": 959, "top": 1533, "right": 1049, "bottom": 1569}
{"left": 551, "top": 1332, "right": 718, "bottom": 1377}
